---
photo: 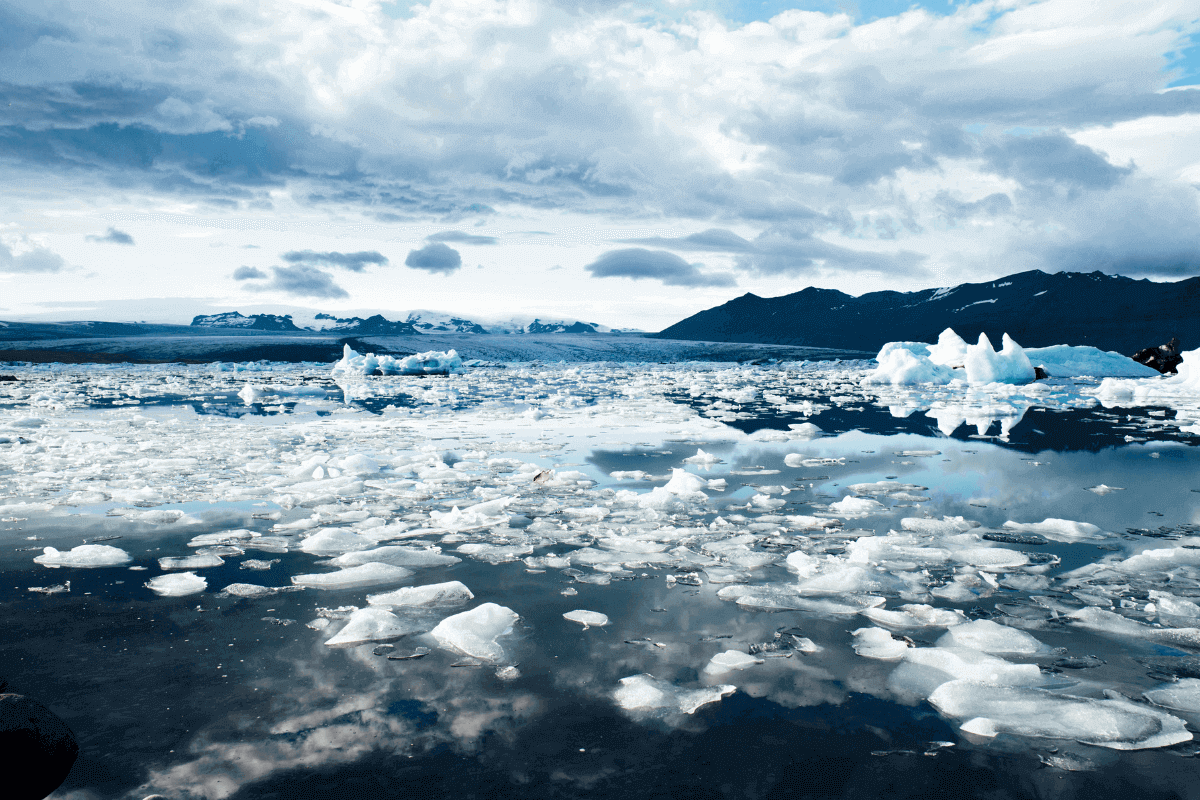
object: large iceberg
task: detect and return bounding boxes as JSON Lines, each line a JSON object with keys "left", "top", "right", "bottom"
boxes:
{"left": 332, "top": 344, "right": 463, "bottom": 376}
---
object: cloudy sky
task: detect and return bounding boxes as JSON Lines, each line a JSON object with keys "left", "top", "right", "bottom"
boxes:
{"left": 1, "top": 0, "right": 1198, "bottom": 330}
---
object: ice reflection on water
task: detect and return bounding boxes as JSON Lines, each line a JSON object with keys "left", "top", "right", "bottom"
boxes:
{"left": 1, "top": 359, "right": 1199, "bottom": 799}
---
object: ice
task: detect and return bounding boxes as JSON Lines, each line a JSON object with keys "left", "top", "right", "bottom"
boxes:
{"left": 702, "top": 650, "right": 764, "bottom": 674}
{"left": 1067, "top": 607, "right": 1200, "bottom": 650}
{"left": 563, "top": 610, "right": 609, "bottom": 629}
{"left": 1024, "top": 345, "right": 1158, "bottom": 378}
{"left": 1093, "top": 347, "right": 1200, "bottom": 407}
{"left": 1143, "top": 678, "right": 1200, "bottom": 713}
{"left": 964, "top": 333, "right": 1035, "bottom": 385}
{"left": 851, "top": 627, "right": 911, "bottom": 660}
{"left": 34, "top": 544, "right": 131, "bottom": 568}
{"left": 935, "top": 620, "right": 1049, "bottom": 654}
{"left": 331, "top": 344, "right": 463, "bottom": 376}
{"left": 1001, "top": 518, "right": 1106, "bottom": 542}
{"left": 865, "top": 346, "right": 957, "bottom": 386}
{"left": 298, "top": 528, "right": 376, "bottom": 555}
{"left": 636, "top": 467, "right": 709, "bottom": 509}
{"left": 332, "top": 546, "right": 461, "bottom": 568}
{"left": 614, "top": 674, "right": 736, "bottom": 715}
{"left": 860, "top": 604, "right": 965, "bottom": 629}
{"left": 428, "top": 602, "right": 518, "bottom": 662}
{"left": 827, "top": 496, "right": 884, "bottom": 517}
{"left": 367, "top": 581, "right": 474, "bottom": 608}
{"left": 927, "top": 328, "right": 968, "bottom": 368}
{"left": 324, "top": 607, "right": 417, "bottom": 646}
{"left": 683, "top": 448, "right": 721, "bottom": 466}
{"left": 291, "top": 562, "right": 413, "bottom": 590}
{"left": 158, "top": 554, "right": 224, "bottom": 570}
{"left": 145, "top": 572, "right": 207, "bottom": 597}
{"left": 888, "top": 646, "right": 1046, "bottom": 701}
{"left": 928, "top": 681, "right": 1191, "bottom": 750}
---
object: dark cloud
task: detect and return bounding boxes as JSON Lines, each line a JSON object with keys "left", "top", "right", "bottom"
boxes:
{"left": 0, "top": 241, "right": 65, "bottom": 273}
{"left": 426, "top": 231, "right": 498, "bottom": 245}
{"left": 984, "top": 134, "right": 1131, "bottom": 190}
{"left": 934, "top": 192, "right": 1014, "bottom": 222}
{"left": 245, "top": 265, "right": 349, "bottom": 299}
{"left": 584, "top": 248, "right": 736, "bottom": 287}
{"left": 617, "top": 229, "right": 755, "bottom": 253}
{"left": 405, "top": 242, "right": 462, "bottom": 274}
{"left": 232, "top": 265, "right": 267, "bottom": 280}
{"left": 85, "top": 227, "right": 134, "bottom": 245}
{"left": 281, "top": 250, "right": 389, "bottom": 272}
{"left": 0, "top": 5, "right": 69, "bottom": 51}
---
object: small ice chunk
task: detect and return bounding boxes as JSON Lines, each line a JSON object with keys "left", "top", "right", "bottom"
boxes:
{"left": 851, "top": 627, "right": 911, "bottom": 660}
{"left": 860, "top": 604, "right": 965, "bottom": 629}
{"left": 936, "top": 619, "right": 1048, "bottom": 654}
{"left": 367, "top": 581, "right": 474, "bottom": 608}
{"left": 332, "top": 545, "right": 461, "bottom": 568}
{"left": 888, "top": 646, "right": 1046, "bottom": 701}
{"left": 828, "top": 496, "right": 884, "bottom": 518}
{"left": 222, "top": 583, "right": 285, "bottom": 598}
{"left": 683, "top": 448, "right": 721, "bottom": 466}
{"left": 429, "top": 602, "right": 519, "bottom": 662}
{"left": 614, "top": 674, "right": 735, "bottom": 715}
{"left": 1086, "top": 484, "right": 1124, "bottom": 496}
{"left": 325, "top": 607, "right": 416, "bottom": 646}
{"left": 702, "top": 650, "right": 763, "bottom": 675}
{"left": 34, "top": 544, "right": 131, "bottom": 568}
{"left": 291, "top": 562, "right": 413, "bottom": 590}
{"left": 1001, "top": 518, "right": 1106, "bottom": 542}
{"left": 563, "top": 610, "right": 609, "bottom": 629}
{"left": 145, "top": 572, "right": 207, "bottom": 597}
{"left": 158, "top": 554, "right": 224, "bottom": 570}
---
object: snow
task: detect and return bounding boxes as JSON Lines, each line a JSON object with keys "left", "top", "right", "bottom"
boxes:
{"left": 331, "top": 344, "right": 463, "bottom": 376}
{"left": 145, "top": 572, "right": 207, "bottom": 597}
{"left": 428, "top": 602, "right": 518, "bottom": 661}
{"left": 34, "top": 544, "right": 132, "bottom": 568}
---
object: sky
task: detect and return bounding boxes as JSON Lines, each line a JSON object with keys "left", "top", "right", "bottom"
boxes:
{"left": 1, "top": 0, "right": 1198, "bottom": 330}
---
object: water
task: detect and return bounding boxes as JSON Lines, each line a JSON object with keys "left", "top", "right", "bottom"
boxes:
{"left": 2, "top": 359, "right": 1200, "bottom": 799}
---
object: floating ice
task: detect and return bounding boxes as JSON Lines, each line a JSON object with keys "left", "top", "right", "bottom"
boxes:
{"left": 34, "top": 544, "right": 131, "bottom": 568}
{"left": 636, "top": 468, "right": 709, "bottom": 509}
{"left": 1001, "top": 518, "right": 1106, "bottom": 542}
{"left": 860, "top": 604, "right": 965, "bottom": 629}
{"left": 935, "top": 619, "right": 1049, "bottom": 655}
{"left": 332, "top": 344, "right": 463, "bottom": 376}
{"left": 1024, "top": 345, "right": 1157, "bottom": 378}
{"left": 683, "top": 448, "right": 721, "bottom": 466}
{"left": 851, "top": 627, "right": 911, "bottom": 660}
{"left": 614, "top": 674, "right": 736, "bottom": 715}
{"left": 1144, "top": 678, "right": 1200, "bottom": 713}
{"left": 325, "top": 608, "right": 416, "bottom": 646}
{"left": 927, "top": 328, "right": 968, "bottom": 368}
{"left": 563, "top": 610, "right": 609, "bottom": 629}
{"left": 145, "top": 571, "right": 207, "bottom": 597}
{"left": 1067, "top": 607, "right": 1200, "bottom": 650}
{"left": 291, "top": 562, "right": 413, "bottom": 590}
{"left": 1093, "top": 347, "right": 1200, "bottom": 407}
{"left": 888, "top": 646, "right": 1046, "bottom": 701}
{"left": 928, "top": 681, "right": 1191, "bottom": 750}
{"left": 827, "top": 496, "right": 884, "bottom": 518}
{"left": 367, "top": 581, "right": 474, "bottom": 608}
{"left": 158, "top": 554, "right": 224, "bottom": 570}
{"left": 703, "top": 650, "right": 764, "bottom": 674}
{"left": 429, "top": 602, "right": 518, "bottom": 662}
{"left": 299, "top": 528, "right": 376, "bottom": 555}
{"left": 865, "top": 346, "right": 957, "bottom": 386}
{"left": 332, "top": 546, "right": 461, "bottom": 568}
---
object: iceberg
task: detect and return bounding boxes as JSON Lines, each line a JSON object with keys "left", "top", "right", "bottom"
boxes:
{"left": 614, "top": 674, "right": 736, "bottom": 715}
{"left": 291, "top": 562, "right": 413, "bottom": 590}
{"left": 145, "top": 571, "right": 207, "bottom": 597}
{"left": 325, "top": 608, "right": 417, "bottom": 646}
{"left": 34, "top": 544, "right": 132, "bottom": 568}
{"left": 429, "top": 602, "right": 518, "bottom": 661}
{"left": 331, "top": 344, "right": 463, "bottom": 376}
{"left": 963, "top": 333, "right": 1035, "bottom": 385}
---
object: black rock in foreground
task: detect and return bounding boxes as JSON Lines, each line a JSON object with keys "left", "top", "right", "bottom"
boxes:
{"left": 654, "top": 269, "right": 1200, "bottom": 353}
{"left": 0, "top": 693, "right": 79, "bottom": 800}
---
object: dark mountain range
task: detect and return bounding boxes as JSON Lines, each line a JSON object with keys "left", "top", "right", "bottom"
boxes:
{"left": 313, "top": 313, "right": 418, "bottom": 335}
{"left": 191, "top": 312, "right": 301, "bottom": 331}
{"left": 653, "top": 270, "right": 1200, "bottom": 353}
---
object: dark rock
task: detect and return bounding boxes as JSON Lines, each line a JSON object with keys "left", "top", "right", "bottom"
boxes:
{"left": 0, "top": 693, "right": 79, "bottom": 800}
{"left": 1033, "top": 366, "right": 1049, "bottom": 380}
{"left": 0, "top": 375, "right": 17, "bottom": 381}
{"left": 1132, "top": 337, "right": 1183, "bottom": 374}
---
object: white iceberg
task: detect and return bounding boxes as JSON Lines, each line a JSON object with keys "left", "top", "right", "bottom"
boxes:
{"left": 332, "top": 344, "right": 463, "bottom": 376}
{"left": 145, "top": 571, "right": 207, "bottom": 597}
{"left": 291, "top": 562, "right": 412, "bottom": 590}
{"left": 563, "top": 610, "right": 609, "bottom": 629}
{"left": 614, "top": 674, "right": 736, "bottom": 715}
{"left": 367, "top": 581, "right": 474, "bottom": 608}
{"left": 325, "top": 607, "right": 417, "bottom": 646}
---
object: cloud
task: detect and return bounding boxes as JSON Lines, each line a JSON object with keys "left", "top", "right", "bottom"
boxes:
{"left": 85, "top": 227, "right": 135, "bottom": 245}
{"left": 245, "top": 265, "right": 349, "bottom": 299}
{"left": 618, "top": 229, "right": 755, "bottom": 253}
{"left": 983, "top": 134, "right": 1131, "bottom": 190}
{"left": 0, "top": 240, "right": 65, "bottom": 273}
{"left": 232, "top": 265, "right": 267, "bottom": 280}
{"left": 404, "top": 243, "right": 462, "bottom": 274}
{"left": 281, "top": 250, "right": 389, "bottom": 272}
{"left": 584, "top": 248, "right": 737, "bottom": 287}
{"left": 426, "top": 231, "right": 498, "bottom": 245}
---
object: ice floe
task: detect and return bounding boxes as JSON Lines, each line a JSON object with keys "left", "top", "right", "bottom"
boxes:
{"left": 429, "top": 602, "right": 518, "bottom": 662}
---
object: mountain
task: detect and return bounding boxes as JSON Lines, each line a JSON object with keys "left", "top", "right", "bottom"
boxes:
{"left": 191, "top": 312, "right": 301, "bottom": 331}
{"left": 404, "top": 310, "right": 620, "bottom": 335}
{"left": 313, "top": 313, "right": 418, "bottom": 335}
{"left": 405, "top": 311, "right": 490, "bottom": 334}
{"left": 653, "top": 270, "right": 1200, "bottom": 353}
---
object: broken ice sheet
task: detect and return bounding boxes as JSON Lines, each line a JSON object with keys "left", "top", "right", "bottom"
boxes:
{"left": 614, "top": 674, "right": 736, "bottom": 716}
